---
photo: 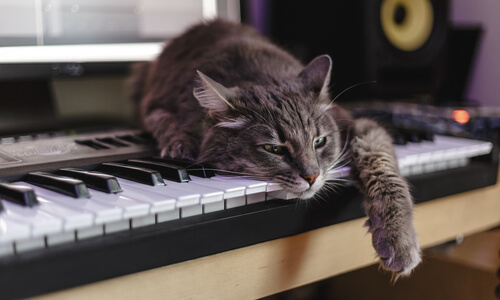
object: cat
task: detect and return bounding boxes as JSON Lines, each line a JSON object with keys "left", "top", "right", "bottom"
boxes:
{"left": 130, "top": 19, "right": 421, "bottom": 277}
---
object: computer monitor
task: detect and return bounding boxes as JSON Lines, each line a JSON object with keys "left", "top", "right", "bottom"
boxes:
{"left": 0, "top": 0, "right": 240, "bottom": 135}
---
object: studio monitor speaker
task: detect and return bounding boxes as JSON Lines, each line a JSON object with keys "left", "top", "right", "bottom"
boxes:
{"left": 242, "top": 0, "right": 449, "bottom": 99}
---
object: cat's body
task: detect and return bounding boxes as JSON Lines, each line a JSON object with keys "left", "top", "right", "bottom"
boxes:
{"left": 132, "top": 19, "right": 421, "bottom": 276}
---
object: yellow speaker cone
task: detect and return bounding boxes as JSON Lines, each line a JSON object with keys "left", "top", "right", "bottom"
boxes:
{"left": 380, "top": 0, "right": 434, "bottom": 51}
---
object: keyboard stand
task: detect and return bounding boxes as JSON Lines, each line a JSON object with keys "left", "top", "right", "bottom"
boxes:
{"left": 29, "top": 165, "right": 500, "bottom": 300}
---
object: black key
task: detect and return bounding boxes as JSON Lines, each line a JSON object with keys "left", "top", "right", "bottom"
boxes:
{"left": 75, "top": 139, "right": 109, "bottom": 150}
{"left": 385, "top": 127, "right": 407, "bottom": 145}
{"left": 136, "top": 132, "right": 154, "bottom": 142}
{"left": 98, "top": 162, "right": 165, "bottom": 186}
{"left": 392, "top": 133, "right": 407, "bottom": 145}
{"left": 25, "top": 172, "right": 90, "bottom": 198}
{"left": 401, "top": 128, "right": 434, "bottom": 143}
{"left": 126, "top": 159, "right": 191, "bottom": 183}
{"left": 391, "top": 126, "right": 434, "bottom": 144}
{"left": 116, "top": 135, "right": 151, "bottom": 145}
{"left": 0, "top": 182, "right": 39, "bottom": 207}
{"left": 416, "top": 129, "right": 434, "bottom": 142}
{"left": 96, "top": 137, "right": 129, "bottom": 148}
{"left": 381, "top": 122, "right": 407, "bottom": 145}
{"left": 150, "top": 157, "right": 215, "bottom": 178}
{"left": 402, "top": 129, "right": 422, "bottom": 143}
{"left": 57, "top": 168, "right": 122, "bottom": 193}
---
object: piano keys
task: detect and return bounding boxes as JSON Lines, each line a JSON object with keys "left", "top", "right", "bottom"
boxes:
{"left": 0, "top": 128, "right": 495, "bottom": 252}
{"left": 0, "top": 128, "right": 497, "bottom": 299}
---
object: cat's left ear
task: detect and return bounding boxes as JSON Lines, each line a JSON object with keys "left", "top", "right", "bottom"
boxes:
{"left": 193, "top": 71, "right": 237, "bottom": 117}
{"left": 298, "top": 55, "right": 332, "bottom": 100}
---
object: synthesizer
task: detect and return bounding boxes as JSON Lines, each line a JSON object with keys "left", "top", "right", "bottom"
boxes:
{"left": 0, "top": 128, "right": 497, "bottom": 299}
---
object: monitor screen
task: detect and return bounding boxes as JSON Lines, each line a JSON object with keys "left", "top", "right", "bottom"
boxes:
{"left": 0, "top": 0, "right": 240, "bottom": 78}
{"left": 0, "top": 0, "right": 240, "bottom": 135}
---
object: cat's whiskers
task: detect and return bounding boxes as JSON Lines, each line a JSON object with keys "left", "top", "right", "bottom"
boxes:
{"left": 325, "top": 173, "right": 349, "bottom": 186}
{"left": 319, "top": 181, "right": 346, "bottom": 198}
{"left": 323, "top": 80, "right": 377, "bottom": 112}
{"left": 325, "top": 181, "right": 345, "bottom": 191}
{"left": 328, "top": 160, "right": 351, "bottom": 176}
{"left": 333, "top": 128, "right": 351, "bottom": 162}
{"left": 329, "top": 148, "right": 350, "bottom": 168}
{"left": 324, "top": 129, "right": 351, "bottom": 175}
{"left": 328, "top": 151, "right": 351, "bottom": 172}
{"left": 308, "top": 191, "right": 330, "bottom": 207}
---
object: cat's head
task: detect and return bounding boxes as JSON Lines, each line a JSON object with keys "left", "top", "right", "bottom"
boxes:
{"left": 194, "top": 55, "right": 345, "bottom": 199}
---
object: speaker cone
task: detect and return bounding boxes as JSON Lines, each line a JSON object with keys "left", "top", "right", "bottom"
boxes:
{"left": 380, "top": 0, "right": 434, "bottom": 51}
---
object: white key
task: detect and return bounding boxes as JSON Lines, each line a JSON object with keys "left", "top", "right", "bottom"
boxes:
{"left": 211, "top": 176, "right": 268, "bottom": 194}
{"left": 162, "top": 179, "right": 223, "bottom": 204}
{"left": 111, "top": 184, "right": 176, "bottom": 213}
{"left": 181, "top": 204, "right": 203, "bottom": 218}
{"left": 420, "top": 136, "right": 466, "bottom": 160}
{"left": 35, "top": 197, "right": 93, "bottom": 231}
{"left": 0, "top": 243, "right": 14, "bottom": 257}
{"left": 267, "top": 190, "right": 296, "bottom": 200}
{"left": 118, "top": 178, "right": 200, "bottom": 208}
{"left": 423, "top": 162, "right": 437, "bottom": 174}
{"left": 400, "top": 143, "right": 434, "bottom": 163}
{"left": 47, "top": 231, "right": 75, "bottom": 246}
{"left": 395, "top": 135, "right": 493, "bottom": 172}
{"left": 157, "top": 208, "right": 180, "bottom": 223}
{"left": 189, "top": 176, "right": 245, "bottom": 199}
{"left": 409, "top": 164, "right": 424, "bottom": 176}
{"left": 396, "top": 142, "right": 451, "bottom": 169}
{"left": 225, "top": 196, "right": 246, "bottom": 208}
{"left": 78, "top": 226, "right": 105, "bottom": 239}
{"left": 104, "top": 220, "right": 130, "bottom": 234}
{"left": 1, "top": 201, "right": 62, "bottom": 237}
{"left": 17, "top": 182, "right": 122, "bottom": 224}
{"left": 394, "top": 145, "right": 424, "bottom": 167}
{"left": 76, "top": 170, "right": 177, "bottom": 213}
{"left": 0, "top": 215, "right": 30, "bottom": 244}
{"left": 246, "top": 192, "right": 267, "bottom": 205}
{"left": 88, "top": 190, "right": 150, "bottom": 219}
{"left": 413, "top": 141, "right": 447, "bottom": 162}
{"left": 131, "top": 215, "right": 156, "bottom": 228}
{"left": 434, "top": 135, "right": 492, "bottom": 157}
{"left": 203, "top": 201, "right": 224, "bottom": 213}
{"left": 265, "top": 181, "right": 283, "bottom": 192}
{"left": 399, "top": 166, "right": 411, "bottom": 177}
{"left": 15, "top": 238, "right": 45, "bottom": 253}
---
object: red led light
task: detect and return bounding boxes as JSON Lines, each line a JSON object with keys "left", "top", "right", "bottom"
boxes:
{"left": 453, "top": 110, "right": 470, "bottom": 124}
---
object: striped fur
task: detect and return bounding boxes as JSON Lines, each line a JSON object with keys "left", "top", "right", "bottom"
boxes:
{"left": 131, "top": 19, "right": 420, "bottom": 277}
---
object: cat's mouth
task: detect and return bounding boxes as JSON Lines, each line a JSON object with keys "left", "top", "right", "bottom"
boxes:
{"left": 273, "top": 173, "right": 325, "bottom": 200}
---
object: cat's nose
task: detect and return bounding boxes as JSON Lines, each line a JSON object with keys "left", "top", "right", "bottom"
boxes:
{"left": 302, "top": 173, "right": 319, "bottom": 186}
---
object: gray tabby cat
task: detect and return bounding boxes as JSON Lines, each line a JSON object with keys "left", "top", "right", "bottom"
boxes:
{"left": 131, "top": 19, "right": 421, "bottom": 277}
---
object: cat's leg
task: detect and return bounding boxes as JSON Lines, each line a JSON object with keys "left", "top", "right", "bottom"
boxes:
{"left": 350, "top": 118, "right": 421, "bottom": 278}
{"left": 143, "top": 108, "right": 199, "bottom": 159}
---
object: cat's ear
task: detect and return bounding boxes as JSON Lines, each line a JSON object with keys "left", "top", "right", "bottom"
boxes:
{"left": 193, "top": 71, "right": 236, "bottom": 117}
{"left": 298, "top": 55, "right": 332, "bottom": 99}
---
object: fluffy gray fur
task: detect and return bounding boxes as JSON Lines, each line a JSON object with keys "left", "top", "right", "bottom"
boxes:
{"left": 131, "top": 19, "right": 421, "bottom": 277}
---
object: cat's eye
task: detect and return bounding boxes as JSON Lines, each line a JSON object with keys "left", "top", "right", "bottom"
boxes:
{"left": 263, "top": 144, "right": 285, "bottom": 155}
{"left": 314, "top": 137, "right": 326, "bottom": 149}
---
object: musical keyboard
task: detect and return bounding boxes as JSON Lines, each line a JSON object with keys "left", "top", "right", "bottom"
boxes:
{"left": 0, "top": 128, "right": 497, "bottom": 299}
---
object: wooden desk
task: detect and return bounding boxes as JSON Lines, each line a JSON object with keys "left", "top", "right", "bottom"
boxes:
{"left": 32, "top": 174, "right": 500, "bottom": 300}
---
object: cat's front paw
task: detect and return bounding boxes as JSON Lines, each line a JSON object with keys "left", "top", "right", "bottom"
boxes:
{"left": 367, "top": 218, "right": 421, "bottom": 278}
{"left": 159, "top": 138, "right": 197, "bottom": 160}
